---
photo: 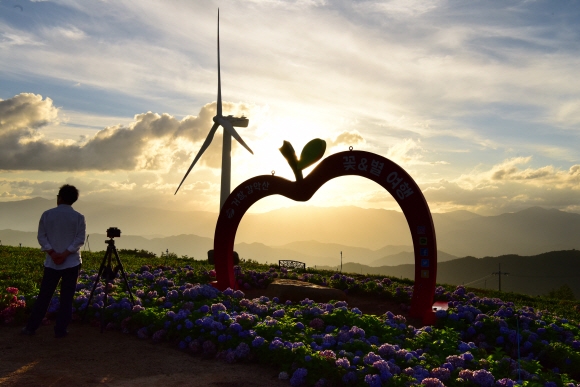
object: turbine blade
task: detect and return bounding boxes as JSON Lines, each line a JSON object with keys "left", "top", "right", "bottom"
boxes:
{"left": 218, "top": 117, "right": 254, "bottom": 155}
{"left": 174, "top": 122, "right": 220, "bottom": 195}
{"left": 216, "top": 9, "right": 222, "bottom": 118}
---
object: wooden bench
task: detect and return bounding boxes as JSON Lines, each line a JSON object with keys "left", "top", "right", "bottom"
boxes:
{"left": 278, "top": 260, "right": 306, "bottom": 271}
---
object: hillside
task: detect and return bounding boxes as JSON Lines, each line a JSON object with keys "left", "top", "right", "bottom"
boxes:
{"left": 319, "top": 250, "right": 580, "bottom": 298}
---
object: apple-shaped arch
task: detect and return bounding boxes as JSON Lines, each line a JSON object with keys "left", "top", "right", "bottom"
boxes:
{"left": 211, "top": 150, "right": 437, "bottom": 323}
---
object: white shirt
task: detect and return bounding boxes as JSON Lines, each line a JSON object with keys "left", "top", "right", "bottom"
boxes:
{"left": 37, "top": 204, "right": 86, "bottom": 270}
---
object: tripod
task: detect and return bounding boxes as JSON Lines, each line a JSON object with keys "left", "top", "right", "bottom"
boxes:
{"left": 83, "top": 238, "right": 135, "bottom": 332}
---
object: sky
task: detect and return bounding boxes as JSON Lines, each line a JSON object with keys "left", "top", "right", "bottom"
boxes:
{"left": 1, "top": 0, "right": 580, "bottom": 216}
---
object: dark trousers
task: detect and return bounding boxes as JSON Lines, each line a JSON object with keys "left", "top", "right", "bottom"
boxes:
{"left": 26, "top": 264, "right": 81, "bottom": 335}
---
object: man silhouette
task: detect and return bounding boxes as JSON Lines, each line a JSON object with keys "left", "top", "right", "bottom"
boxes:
{"left": 21, "top": 184, "right": 86, "bottom": 338}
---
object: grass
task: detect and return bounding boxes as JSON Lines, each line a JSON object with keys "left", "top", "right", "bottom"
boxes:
{"left": 2, "top": 245, "right": 578, "bottom": 320}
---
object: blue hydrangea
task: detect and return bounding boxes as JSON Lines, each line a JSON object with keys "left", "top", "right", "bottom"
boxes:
{"left": 251, "top": 336, "right": 265, "bottom": 347}
{"left": 290, "top": 367, "right": 307, "bottom": 387}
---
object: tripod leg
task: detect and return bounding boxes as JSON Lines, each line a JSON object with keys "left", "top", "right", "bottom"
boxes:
{"left": 82, "top": 247, "right": 110, "bottom": 323}
{"left": 101, "top": 285, "right": 108, "bottom": 333}
{"left": 112, "top": 246, "right": 136, "bottom": 306}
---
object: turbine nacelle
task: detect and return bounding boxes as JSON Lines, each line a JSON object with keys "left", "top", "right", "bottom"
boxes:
{"left": 223, "top": 115, "right": 249, "bottom": 128}
{"left": 212, "top": 115, "right": 248, "bottom": 127}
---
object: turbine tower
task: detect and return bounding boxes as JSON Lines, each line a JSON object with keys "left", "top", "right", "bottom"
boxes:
{"left": 175, "top": 9, "right": 253, "bottom": 210}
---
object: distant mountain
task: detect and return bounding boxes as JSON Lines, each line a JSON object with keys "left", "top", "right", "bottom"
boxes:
{"left": 0, "top": 230, "right": 214, "bottom": 260}
{"left": 319, "top": 250, "right": 580, "bottom": 298}
{"left": 434, "top": 210, "right": 482, "bottom": 222}
{"left": 236, "top": 206, "right": 412, "bottom": 249}
{"left": 0, "top": 229, "right": 455, "bottom": 268}
{"left": 2, "top": 199, "right": 580, "bottom": 257}
{"left": 0, "top": 197, "right": 219, "bottom": 239}
{"left": 369, "top": 250, "right": 457, "bottom": 266}
{"left": 436, "top": 207, "right": 580, "bottom": 257}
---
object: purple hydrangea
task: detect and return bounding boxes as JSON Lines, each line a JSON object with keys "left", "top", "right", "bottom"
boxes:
{"left": 445, "top": 355, "right": 465, "bottom": 369}
{"left": 364, "top": 374, "right": 382, "bottom": 387}
{"left": 364, "top": 352, "right": 382, "bottom": 365}
{"left": 252, "top": 336, "right": 265, "bottom": 347}
{"left": 336, "top": 357, "right": 350, "bottom": 368}
{"left": 422, "top": 378, "right": 445, "bottom": 387}
{"left": 235, "top": 342, "right": 250, "bottom": 359}
{"left": 458, "top": 369, "right": 474, "bottom": 381}
{"left": 473, "top": 369, "right": 495, "bottom": 387}
{"left": 342, "top": 371, "right": 357, "bottom": 384}
{"left": 136, "top": 327, "right": 149, "bottom": 339}
{"left": 210, "top": 303, "right": 227, "bottom": 314}
{"left": 378, "top": 343, "right": 397, "bottom": 358}
{"left": 430, "top": 367, "right": 451, "bottom": 381}
{"left": 496, "top": 378, "right": 515, "bottom": 387}
{"left": 290, "top": 367, "right": 308, "bottom": 387}
{"left": 198, "top": 304, "right": 210, "bottom": 313}
{"left": 309, "top": 318, "right": 325, "bottom": 330}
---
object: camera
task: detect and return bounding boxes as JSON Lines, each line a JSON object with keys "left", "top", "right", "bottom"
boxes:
{"left": 106, "top": 227, "right": 121, "bottom": 238}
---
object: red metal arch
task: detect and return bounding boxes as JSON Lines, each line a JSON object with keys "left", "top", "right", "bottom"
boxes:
{"left": 212, "top": 150, "right": 437, "bottom": 324}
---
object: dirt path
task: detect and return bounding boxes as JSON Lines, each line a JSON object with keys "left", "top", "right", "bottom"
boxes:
{"left": 0, "top": 323, "right": 287, "bottom": 387}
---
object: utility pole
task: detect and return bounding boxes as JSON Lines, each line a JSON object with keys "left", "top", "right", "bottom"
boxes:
{"left": 340, "top": 251, "right": 343, "bottom": 273}
{"left": 492, "top": 263, "right": 509, "bottom": 292}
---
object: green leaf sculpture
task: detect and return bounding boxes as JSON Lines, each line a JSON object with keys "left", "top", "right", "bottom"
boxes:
{"left": 279, "top": 138, "right": 326, "bottom": 181}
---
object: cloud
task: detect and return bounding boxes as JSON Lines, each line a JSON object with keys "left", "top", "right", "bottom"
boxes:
{"left": 422, "top": 157, "right": 580, "bottom": 214}
{"left": 0, "top": 93, "right": 59, "bottom": 132}
{"left": 0, "top": 178, "right": 62, "bottom": 198}
{"left": 328, "top": 130, "right": 364, "bottom": 149}
{"left": 385, "top": 138, "right": 448, "bottom": 166}
{"left": 361, "top": 0, "right": 443, "bottom": 17}
{"left": 555, "top": 99, "right": 580, "bottom": 127}
{"left": 0, "top": 94, "right": 255, "bottom": 172}
{"left": 458, "top": 157, "right": 580, "bottom": 187}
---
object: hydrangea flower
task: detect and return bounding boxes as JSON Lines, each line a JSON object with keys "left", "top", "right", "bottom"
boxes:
{"left": 290, "top": 368, "right": 308, "bottom": 387}
{"left": 422, "top": 378, "right": 445, "bottom": 387}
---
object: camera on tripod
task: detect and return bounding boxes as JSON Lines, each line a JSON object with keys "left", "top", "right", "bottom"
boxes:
{"left": 106, "top": 227, "right": 121, "bottom": 238}
{"left": 84, "top": 227, "right": 135, "bottom": 331}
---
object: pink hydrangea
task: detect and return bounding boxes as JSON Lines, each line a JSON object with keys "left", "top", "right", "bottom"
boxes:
{"left": 318, "top": 350, "right": 336, "bottom": 360}
{"left": 6, "top": 287, "right": 19, "bottom": 295}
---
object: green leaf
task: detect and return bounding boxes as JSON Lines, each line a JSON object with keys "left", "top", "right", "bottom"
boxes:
{"left": 297, "top": 139, "right": 326, "bottom": 171}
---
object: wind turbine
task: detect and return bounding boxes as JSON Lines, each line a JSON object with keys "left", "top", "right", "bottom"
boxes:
{"left": 175, "top": 9, "right": 253, "bottom": 210}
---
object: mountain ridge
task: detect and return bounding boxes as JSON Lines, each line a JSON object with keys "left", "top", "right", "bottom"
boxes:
{"left": 1, "top": 198, "right": 580, "bottom": 257}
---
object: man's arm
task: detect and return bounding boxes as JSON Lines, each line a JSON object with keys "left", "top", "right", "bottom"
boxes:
{"left": 37, "top": 212, "right": 53, "bottom": 253}
{"left": 52, "top": 215, "right": 85, "bottom": 265}
{"left": 38, "top": 213, "right": 63, "bottom": 264}
{"left": 66, "top": 214, "right": 86, "bottom": 253}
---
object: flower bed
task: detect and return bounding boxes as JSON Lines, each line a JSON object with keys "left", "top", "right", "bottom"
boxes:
{"left": 2, "top": 260, "right": 580, "bottom": 386}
